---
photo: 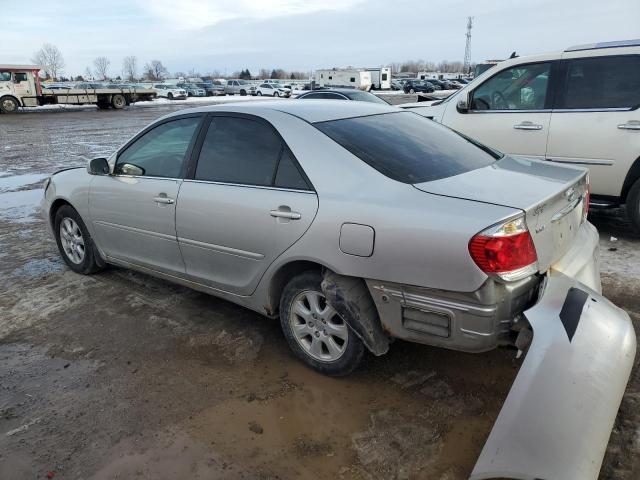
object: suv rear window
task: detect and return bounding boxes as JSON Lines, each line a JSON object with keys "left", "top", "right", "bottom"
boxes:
{"left": 314, "top": 112, "right": 499, "bottom": 183}
{"left": 559, "top": 55, "right": 640, "bottom": 109}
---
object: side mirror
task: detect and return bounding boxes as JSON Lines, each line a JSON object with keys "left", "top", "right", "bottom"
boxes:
{"left": 457, "top": 91, "right": 472, "bottom": 113}
{"left": 88, "top": 157, "right": 110, "bottom": 175}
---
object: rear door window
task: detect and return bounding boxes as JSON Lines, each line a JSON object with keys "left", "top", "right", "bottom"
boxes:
{"left": 558, "top": 56, "right": 640, "bottom": 109}
{"left": 315, "top": 112, "right": 499, "bottom": 184}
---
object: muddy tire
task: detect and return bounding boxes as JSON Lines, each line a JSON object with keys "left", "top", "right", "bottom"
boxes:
{"left": 627, "top": 178, "right": 640, "bottom": 232}
{"left": 111, "top": 94, "right": 126, "bottom": 109}
{"left": 54, "top": 205, "right": 103, "bottom": 275}
{"left": 280, "top": 271, "right": 364, "bottom": 376}
{"left": 0, "top": 96, "right": 19, "bottom": 113}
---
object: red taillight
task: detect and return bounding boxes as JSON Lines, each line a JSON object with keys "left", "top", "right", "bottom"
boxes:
{"left": 469, "top": 217, "right": 538, "bottom": 281}
{"left": 583, "top": 183, "right": 590, "bottom": 221}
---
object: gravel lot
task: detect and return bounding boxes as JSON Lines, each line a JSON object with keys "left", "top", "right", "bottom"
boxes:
{"left": 1, "top": 96, "right": 639, "bottom": 479}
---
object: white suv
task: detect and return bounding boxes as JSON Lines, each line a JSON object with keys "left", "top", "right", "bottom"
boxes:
{"left": 401, "top": 39, "right": 640, "bottom": 229}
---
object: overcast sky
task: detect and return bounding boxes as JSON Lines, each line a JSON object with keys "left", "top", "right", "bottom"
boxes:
{"left": 1, "top": 0, "right": 638, "bottom": 77}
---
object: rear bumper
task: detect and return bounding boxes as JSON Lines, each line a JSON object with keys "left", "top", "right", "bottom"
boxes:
{"left": 471, "top": 271, "right": 636, "bottom": 480}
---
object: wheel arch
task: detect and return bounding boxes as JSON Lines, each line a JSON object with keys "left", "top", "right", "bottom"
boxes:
{"left": 266, "top": 260, "right": 327, "bottom": 316}
{"left": 49, "top": 198, "right": 74, "bottom": 229}
{"left": 620, "top": 154, "right": 640, "bottom": 202}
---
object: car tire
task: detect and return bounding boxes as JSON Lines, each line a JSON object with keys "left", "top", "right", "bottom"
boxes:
{"left": 257, "top": 91, "right": 262, "bottom": 96}
{"left": 111, "top": 94, "right": 126, "bottom": 109}
{"left": 167, "top": 92, "right": 173, "bottom": 100}
{"left": 279, "top": 271, "right": 365, "bottom": 376}
{"left": 627, "top": 178, "right": 640, "bottom": 232}
{"left": 54, "top": 205, "right": 104, "bottom": 275}
{"left": 409, "top": 88, "right": 415, "bottom": 94}
{"left": 274, "top": 91, "right": 279, "bottom": 97}
{"left": 0, "top": 96, "right": 19, "bottom": 113}
{"left": 240, "top": 89, "right": 246, "bottom": 96}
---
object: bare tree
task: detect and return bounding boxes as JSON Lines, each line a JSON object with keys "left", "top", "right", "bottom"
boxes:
{"left": 122, "top": 56, "right": 138, "bottom": 82}
{"left": 144, "top": 60, "right": 168, "bottom": 81}
{"left": 31, "top": 43, "right": 65, "bottom": 80}
{"left": 93, "top": 56, "right": 111, "bottom": 80}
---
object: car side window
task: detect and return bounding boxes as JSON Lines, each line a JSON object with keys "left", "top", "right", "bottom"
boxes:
{"left": 195, "top": 117, "right": 283, "bottom": 186}
{"left": 274, "top": 150, "right": 309, "bottom": 190}
{"left": 472, "top": 62, "right": 551, "bottom": 111}
{"left": 14, "top": 73, "right": 27, "bottom": 83}
{"left": 558, "top": 56, "right": 640, "bottom": 109}
{"left": 115, "top": 117, "right": 201, "bottom": 178}
{"left": 0, "top": 71, "right": 11, "bottom": 81}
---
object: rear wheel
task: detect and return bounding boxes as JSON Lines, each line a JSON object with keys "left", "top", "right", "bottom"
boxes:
{"left": 257, "top": 91, "right": 262, "bottom": 96}
{"left": 627, "top": 178, "right": 640, "bottom": 232}
{"left": 0, "top": 96, "right": 19, "bottom": 113}
{"left": 240, "top": 89, "right": 247, "bottom": 96}
{"left": 111, "top": 94, "right": 126, "bottom": 109}
{"left": 409, "top": 88, "right": 415, "bottom": 94}
{"left": 274, "top": 91, "right": 279, "bottom": 97}
{"left": 54, "top": 205, "right": 104, "bottom": 275}
{"left": 280, "top": 271, "right": 364, "bottom": 376}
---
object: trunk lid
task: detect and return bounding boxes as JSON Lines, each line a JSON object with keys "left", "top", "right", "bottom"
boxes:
{"left": 413, "top": 156, "right": 589, "bottom": 272}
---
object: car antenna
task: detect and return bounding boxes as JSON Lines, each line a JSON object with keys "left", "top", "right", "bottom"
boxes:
{"left": 509, "top": 51, "right": 518, "bottom": 59}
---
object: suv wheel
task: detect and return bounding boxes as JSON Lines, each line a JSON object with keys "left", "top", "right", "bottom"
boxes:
{"left": 627, "top": 178, "right": 640, "bottom": 232}
{"left": 280, "top": 271, "right": 364, "bottom": 376}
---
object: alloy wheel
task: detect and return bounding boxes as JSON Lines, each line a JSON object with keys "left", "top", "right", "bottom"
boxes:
{"left": 59, "top": 217, "right": 85, "bottom": 264}
{"left": 289, "top": 290, "right": 348, "bottom": 362}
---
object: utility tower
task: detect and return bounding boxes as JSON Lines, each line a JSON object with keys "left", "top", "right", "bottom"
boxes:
{"left": 463, "top": 16, "right": 473, "bottom": 74}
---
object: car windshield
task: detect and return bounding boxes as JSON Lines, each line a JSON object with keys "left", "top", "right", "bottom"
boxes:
{"left": 343, "top": 91, "right": 388, "bottom": 105}
{"left": 237, "top": 80, "right": 247, "bottom": 84}
{"left": 314, "top": 112, "right": 501, "bottom": 183}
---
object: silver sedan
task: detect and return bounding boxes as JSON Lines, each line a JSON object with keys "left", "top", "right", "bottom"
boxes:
{"left": 42, "top": 101, "right": 635, "bottom": 480}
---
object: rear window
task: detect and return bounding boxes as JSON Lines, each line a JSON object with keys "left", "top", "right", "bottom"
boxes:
{"left": 314, "top": 112, "right": 499, "bottom": 183}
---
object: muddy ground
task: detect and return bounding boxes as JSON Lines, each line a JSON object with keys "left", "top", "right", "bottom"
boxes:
{"left": 1, "top": 96, "right": 639, "bottom": 480}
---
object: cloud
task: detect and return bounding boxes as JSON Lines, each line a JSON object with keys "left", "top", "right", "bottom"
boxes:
{"left": 139, "top": 0, "right": 365, "bottom": 29}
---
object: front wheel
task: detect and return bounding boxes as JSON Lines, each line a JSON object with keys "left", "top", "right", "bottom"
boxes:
{"left": 167, "top": 92, "right": 174, "bottom": 100}
{"left": 257, "top": 91, "right": 262, "bottom": 96}
{"left": 0, "top": 96, "right": 19, "bottom": 113}
{"left": 409, "top": 88, "right": 415, "bottom": 94}
{"left": 274, "top": 91, "right": 279, "bottom": 97}
{"left": 280, "top": 271, "right": 364, "bottom": 376}
{"left": 54, "top": 205, "right": 104, "bottom": 275}
{"left": 627, "top": 178, "right": 640, "bottom": 232}
{"left": 240, "top": 89, "right": 246, "bottom": 96}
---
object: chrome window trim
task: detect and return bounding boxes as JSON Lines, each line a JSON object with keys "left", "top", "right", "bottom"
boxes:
{"left": 551, "top": 107, "right": 634, "bottom": 113}
{"left": 111, "top": 174, "right": 181, "bottom": 182}
{"left": 468, "top": 109, "right": 550, "bottom": 114}
{"left": 182, "top": 178, "right": 316, "bottom": 194}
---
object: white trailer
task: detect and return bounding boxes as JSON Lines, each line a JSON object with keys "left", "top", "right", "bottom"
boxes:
{"left": 0, "top": 64, "right": 157, "bottom": 113}
{"left": 365, "top": 67, "right": 392, "bottom": 90}
{"left": 417, "top": 71, "right": 466, "bottom": 80}
{"left": 314, "top": 69, "right": 373, "bottom": 90}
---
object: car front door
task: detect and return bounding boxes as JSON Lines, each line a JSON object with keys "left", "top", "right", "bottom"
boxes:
{"left": 175, "top": 114, "right": 318, "bottom": 296}
{"left": 442, "top": 61, "right": 555, "bottom": 159}
{"left": 546, "top": 54, "right": 640, "bottom": 197}
{"left": 89, "top": 115, "right": 203, "bottom": 274}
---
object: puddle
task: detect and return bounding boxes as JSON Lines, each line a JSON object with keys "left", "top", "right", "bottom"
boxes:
{"left": 0, "top": 173, "right": 48, "bottom": 193}
{"left": 0, "top": 188, "right": 43, "bottom": 223}
{"left": 11, "top": 258, "right": 65, "bottom": 278}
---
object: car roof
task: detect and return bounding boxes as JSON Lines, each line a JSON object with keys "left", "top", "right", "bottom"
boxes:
{"left": 163, "top": 99, "right": 401, "bottom": 123}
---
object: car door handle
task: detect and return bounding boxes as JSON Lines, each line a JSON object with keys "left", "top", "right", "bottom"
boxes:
{"left": 270, "top": 210, "right": 301, "bottom": 220}
{"left": 618, "top": 121, "right": 640, "bottom": 130}
{"left": 154, "top": 196, "right": 175, "bottom": 204}
{"left": 514, "top": 122, "right": 543, "bottom": 130}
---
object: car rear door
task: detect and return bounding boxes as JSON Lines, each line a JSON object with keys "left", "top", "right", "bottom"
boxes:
{"left": 545, "top": 52, "right": 640, "bottom": 197}
{"left": 175, "top": 114, "right": 318, "bottom": 296}
{"left": 441, "top": 61, "right": 555, "bottom": 159}
{"left": 89, "top": 115, "right": 203, "bottom": 274}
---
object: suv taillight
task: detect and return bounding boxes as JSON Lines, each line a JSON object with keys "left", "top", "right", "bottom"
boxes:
{"left": 469, "top": 216, "right": 538, "bottom": 281}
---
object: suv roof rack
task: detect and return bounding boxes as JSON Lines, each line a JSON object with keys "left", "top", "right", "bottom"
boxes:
{"left": 565, "top": 39, "right": 640, "bottom": 52}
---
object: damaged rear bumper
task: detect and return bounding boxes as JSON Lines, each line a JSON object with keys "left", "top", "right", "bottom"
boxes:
{"left": 470, "top": 271, "right": 636, "bottom": 480}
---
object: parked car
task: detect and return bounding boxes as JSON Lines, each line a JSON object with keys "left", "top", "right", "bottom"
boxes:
{"left": 152, "top": 84, "right": 187, "bottom": 100}
{"left": 255, "top": 83, "right": 290, "bottom": 97}
{"left": 390, "top": 79, "right": 403, "bottom": 90}
{"left": 177, "top": 83, "right": 206, "bottom": 97}
{"left": 422, "top": 79, "right": 444, "bottom": 90}
{"left": 296, "top": 88, "right": 388, "bottom": 105}
{"left": 403, "top": 80, "right": 435, "bottom": 94}
{"left": 42, "top": 100, "right": 634, "bottom": 480}
{"left": 400, "top": 39, "right": 640, "bottom": 230}
{"left": 196, "top": 81, "right": 225, "bottom": 96}
{"left": 224, "top": 79, "right": 251, "bottom": 96}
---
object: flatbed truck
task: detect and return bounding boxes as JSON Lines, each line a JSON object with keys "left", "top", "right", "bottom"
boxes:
{"left": 0, "top": 64, "right": 156, "bottom": 113}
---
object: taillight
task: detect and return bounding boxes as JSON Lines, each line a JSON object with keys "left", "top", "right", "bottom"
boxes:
{"left": 583, "top": 183, "right": 590, "bottom": 222}
{"left": 469, "top": 216, "right": 538, "bottom": 281}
